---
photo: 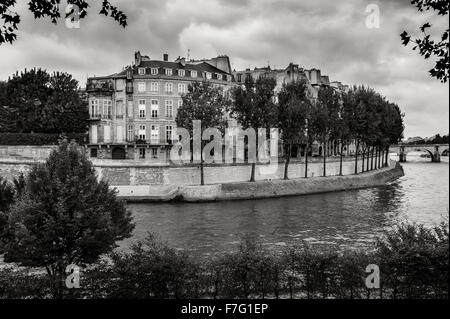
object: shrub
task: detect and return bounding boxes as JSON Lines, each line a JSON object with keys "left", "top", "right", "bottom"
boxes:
{"left": 1, "top": 139, "right": 134, "bottom": 298}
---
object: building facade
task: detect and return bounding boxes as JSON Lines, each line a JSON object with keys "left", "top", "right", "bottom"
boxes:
{"left": 233, "top": 64, "right": 354, "bottom": 158}
{"left": 86, "top": 51, "right": 235, "bottom": 162}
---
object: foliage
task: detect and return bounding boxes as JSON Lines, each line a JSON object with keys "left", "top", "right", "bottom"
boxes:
{"left": 277, "top": 80, "right": 312, "bottom": 179}
{"left": 230, "top": 76, "right": 278, "bottom": 181}
{"left": 0, "top": 68, "right": 89, "bottom": 134}
{"left": 175, "top": 81, "right": 231, "bottom": 184}
{"left": 400, "top": 0, "right": 449, "bottom": 82}
{"left": 0, "top": 0, "right": 127, "bottom": 45}
{"left": 0, "top": 222, "right": 447, "bottom": 299}
{"left": 0, "top": 132, "right": 87, "bottom": 145}
{"left": 0, "top": 140, "right": 134, "bottom": 294}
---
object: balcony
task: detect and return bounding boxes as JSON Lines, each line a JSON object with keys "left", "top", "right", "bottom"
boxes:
{"left": 86, "top": 79, "right": 114, "bottom": 93}
{"left": 89, "top": 114, "right": 101, "bottom": 121}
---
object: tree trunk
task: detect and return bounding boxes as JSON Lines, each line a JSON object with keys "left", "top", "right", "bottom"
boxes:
{"left": 362, "top": 148, "right": 365, "bottom": 173}
{"left": 385, "top": 145, "right": 389, "bottom": 166}
{"left": 371, "top": 146, "right": 374, "bottom": 170}
{"left": 339, "top": 142, "right": 344, "bottom": 176}
{"left": 366, "top": 148, "right": 370, "bottom": 171}
{"left": 200, "top": 152, "right": 205, "bottom": 185}
{"left": 250, "top": 134, "right": 258, "bottom": 182}
{"left": 250, "top": 163, "right": 256, "bottom": 182}
{"left": 305, "top": 142, "right": 309, "bottom": 178}
{"left": 381, "top": 149, "right": 384, "bottom": 167}
{"left": 323, "top": 139, "right": 327, "bottom": 177}
{"left": 284, "top": 143, "right": 291, "bottom": 180}
{"left": 354, "top": 140, "right": 359, "bottom": 174}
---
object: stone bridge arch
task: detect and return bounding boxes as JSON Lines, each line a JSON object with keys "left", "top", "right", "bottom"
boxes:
{"left": 397, "top": 145, "right": 443, "bottom": 163}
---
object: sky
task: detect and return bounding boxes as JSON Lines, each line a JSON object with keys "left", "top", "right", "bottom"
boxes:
{"left": 0, "top": 0, "right": 448, "bottom": 138}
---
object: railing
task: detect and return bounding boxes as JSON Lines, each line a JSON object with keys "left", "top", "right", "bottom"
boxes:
{"left": 86, "top": 81, "right": 114, "bottom": 92}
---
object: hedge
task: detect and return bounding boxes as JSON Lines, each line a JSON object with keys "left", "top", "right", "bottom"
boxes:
{"left": 0, "top": 223, "right": 448, "bottom": 299}
{"left": 0, "top": 133, "right": 88, "bottom": 145}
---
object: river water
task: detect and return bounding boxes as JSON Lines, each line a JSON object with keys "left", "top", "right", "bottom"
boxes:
{"left": 121, "top": 155, "right": 449, "bottom": 255}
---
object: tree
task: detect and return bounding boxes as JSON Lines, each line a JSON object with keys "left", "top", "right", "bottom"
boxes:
{"left": 277, "top": 80, "right": 312, "bottom": 180}
{"left": 0, "top": 0, "right": 127, "bottom": 45}
{"left": 230, "top": 76, "right": 278, "bottom": 182}
{"left": 1, "top": 140, "right": 134, "bottom": 297}
{"left": 311, "top": 86, "right": 341, "bottom": 177}
{"left": 400, "top": 0, "right": 449, "bottom": 82}
{"left": 0, "top": 68, "right": 89, "bottom": 133}
{"left": 175, "top": 81, "right": 230, "bottom": 185}
{"left": 383, "top": 102, "right": 404, "bottom": 166}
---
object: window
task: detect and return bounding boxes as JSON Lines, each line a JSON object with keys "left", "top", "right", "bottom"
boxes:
{"left": 116, "top": 100, "right": 124, "bottom": 118}
{"left": 178, "top": 100, "right": 183, "bottom": 108}
{"left": 150, "top": 82, "right": 158, "bottom": 94}
{"left": 138, "top": 68, "right": 146, "bottom": 75}
{"left": 165, "top": 100, "right": 173, "bottom": 118}
{"left": 191, "top": 70, "right": 197, "bottom": 78}
{"left": 90, "top": 99, "right": 99, "bottom": 117}
{"left": 139, "top": 100, "right": 146, "bottom": 118}
{"left": 178, "top": 83, "right": 186, "bottom": 94}
{"left": 205, "top": 72, "right": 212, "bottom": 80}
{"left": 127, "top": 101, "right": 133, "bottom": 119}
{"left": 166, "top": 125, "right": 173, "bottom": 143}
{"left": 165, "top": 82, "right": 173, "bottom": 94}
{"left": 138, "top": 82, "right": 146, "bottom": 92}
{"left": 151, "top": 99, "right": 158, "bottom": 118}
{"left": 127, "top": 125, "right": 134, "bottom": 141}
{"left": 152, "top": 148, "right": 158, "bottom": 159}
{"left": 151, "top": 125, "right": 159, "bottom": 144}
{"left": 217, "top": 73, "right": 222, "bottom": 80}
{"left": 90, "top": 148, "right": 98, "bottom": 158}
{"left": 151, "top": 68, "right": 158, "bottom": 75}
{"left": 237, "top": 74, "right": 242, "bottom": 82}
{"left": 138, "top": 125, "right": 146, "bottom": 141}
{"left": 165, "top": 68, "right": 172, "bottom": 76}
{"left": 103, "top": 100, "right": 112, "bottom": 119}
{"left": 178, "top": 69, "right": 185, "bottom": 77}
{"left": 139, "top": 148, "right": 146, "bottom": 159}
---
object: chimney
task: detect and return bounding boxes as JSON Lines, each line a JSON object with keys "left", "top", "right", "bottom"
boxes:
{"left": 163, "top": 53, "right": 169, "bottom": 61}
{"left": 134, "top": 51, "right": 142, "bottom": 66}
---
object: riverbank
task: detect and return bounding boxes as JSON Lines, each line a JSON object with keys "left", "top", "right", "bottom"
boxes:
{"left": 118, "top": 160, "right": 404, "bottom": 202}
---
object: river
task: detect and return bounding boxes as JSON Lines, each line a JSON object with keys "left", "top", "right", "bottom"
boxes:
{"left": 120, "top": 155, "right": 449, "bottom": 255}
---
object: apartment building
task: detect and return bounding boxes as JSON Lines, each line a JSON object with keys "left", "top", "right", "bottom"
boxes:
{"left": 86, "top": 51, "right": 235, "bottom": 162}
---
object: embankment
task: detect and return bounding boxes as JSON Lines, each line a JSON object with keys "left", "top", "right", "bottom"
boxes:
{"left": 119, "top": 160, "right": 404, "bottom": 202}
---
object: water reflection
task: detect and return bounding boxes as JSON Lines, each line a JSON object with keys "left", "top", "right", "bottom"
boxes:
{"left": 120, "top": 157, "right": 449, "bottom": 255}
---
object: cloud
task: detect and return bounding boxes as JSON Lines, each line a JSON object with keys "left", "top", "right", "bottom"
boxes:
{"left": 0, "top": 0, "right": 448, "bottom": 137}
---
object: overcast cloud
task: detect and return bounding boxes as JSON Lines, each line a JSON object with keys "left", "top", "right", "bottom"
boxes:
{"left": 0, "top": 0, "right": 448, "bottom": 138}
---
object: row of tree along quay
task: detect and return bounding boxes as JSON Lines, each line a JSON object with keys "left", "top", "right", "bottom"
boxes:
{"left": 176, "top": 78, "right": 404, "bottom": 184}
{"left": 0, "top": 141, "right": 447, "bottom": 299}
{"left": 1, "top": 68, "right": 404, "bottom": 185}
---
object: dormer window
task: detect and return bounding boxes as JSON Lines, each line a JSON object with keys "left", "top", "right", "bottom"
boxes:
{"left": 205, "top": 72, "right": 212, "bottom": 80}
{"left": 165, "top": 68, "right": 173, "bottom": 76}
{"left": 151, "top": 68, "right": 158, "bottom": 75}
{"left": 178, "top": 69, "right": 185, "bottom": 77}
{"left": 217, "top": 73, "right": 222, "bottom": 80}
{"left": 138, "top": 68, "right": 146, "bottom": 75}
{"left": 191, "top": 70, "right": 197, "bottom": 78}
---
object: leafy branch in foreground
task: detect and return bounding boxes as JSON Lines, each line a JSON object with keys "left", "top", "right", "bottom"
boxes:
{"left": 0, "top": 0, "right": 127, "bottom": 45}
{"left": 400, "top": 0, "right": 449, "bottom": 83}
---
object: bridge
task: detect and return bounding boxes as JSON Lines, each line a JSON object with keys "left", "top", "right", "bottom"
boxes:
{"left": 390, "top": 144, "right": 449, "bottom": 163}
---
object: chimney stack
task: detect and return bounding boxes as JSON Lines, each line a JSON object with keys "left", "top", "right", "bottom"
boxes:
{"left": 163, "top": 53, "right": 169, "bottom": 61}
